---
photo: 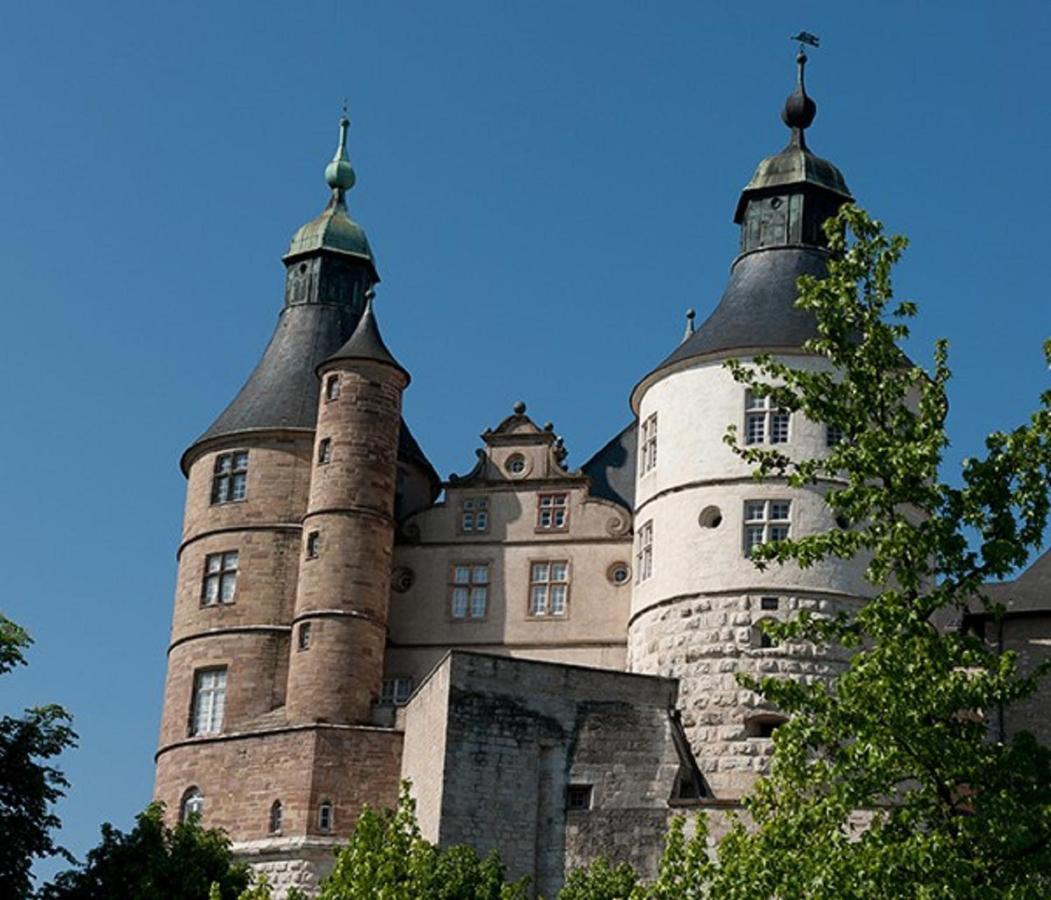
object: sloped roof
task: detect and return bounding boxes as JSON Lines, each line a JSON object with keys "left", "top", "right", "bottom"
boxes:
{"left": 581, "top": 421, "right": 637, "bottom": 511}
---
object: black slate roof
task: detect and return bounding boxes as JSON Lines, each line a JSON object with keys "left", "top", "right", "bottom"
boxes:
{"left": 322, "top": 298, "right": 407, "bottom": 379}
{"left": 581, "top": 421, "right": 637, "bottom": 511}
{"left": 183, "top": 301, "right": 435, "bottom": 481}
{"left": 659, "top": 246, "right": 828, "bottom": 370}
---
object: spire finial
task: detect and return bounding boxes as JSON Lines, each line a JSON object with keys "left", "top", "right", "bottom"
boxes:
{"left": 324, "top": 108, "right": 357, "bottom": 203}
{"left": 782, "top": 33, "right": 819, "bottom": 142}
{"left": 681, "top": 308, "right": 696, "bottom": 343}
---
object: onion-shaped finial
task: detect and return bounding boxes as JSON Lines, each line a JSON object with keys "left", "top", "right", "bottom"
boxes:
{"left": 324, "top": 114, "right": 357, "bottom": 196}
{"left": 781, "top": 51, "right": 817, "bottom": 134}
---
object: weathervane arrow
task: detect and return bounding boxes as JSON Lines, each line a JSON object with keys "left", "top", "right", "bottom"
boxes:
{"left": 791, "top": 31, "right": 820, "bottom": 50}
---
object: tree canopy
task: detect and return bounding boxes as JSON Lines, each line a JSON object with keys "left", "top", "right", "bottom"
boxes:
{"left": 0, "top": 614, "right": 76, "bottom": 898}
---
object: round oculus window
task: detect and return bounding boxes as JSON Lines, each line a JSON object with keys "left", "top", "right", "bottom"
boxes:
{"left": 506, "top": 454, "right": 526, "bottom": 475}
{"left": 608, "top": 562, "right": 631, "bottom": 585}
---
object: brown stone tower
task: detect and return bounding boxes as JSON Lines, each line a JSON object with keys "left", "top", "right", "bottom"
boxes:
{"left": 286, "top": 297, "right": 409, "bottom": 725}
{"left": 153, "top": 116, "right": 437, "bottom": 893}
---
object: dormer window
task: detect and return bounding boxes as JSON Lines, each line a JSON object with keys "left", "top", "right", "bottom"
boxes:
{"left": 536, "top": 493, "right": 569, "bottom": 531}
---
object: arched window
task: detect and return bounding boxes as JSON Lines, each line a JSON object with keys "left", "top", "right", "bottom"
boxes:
{"left": 751, "top": 618, "right": 778, "bottom": 649}
{"left": 180, "top": 786, "right": 204, "bottom": 823}
{"left": 268, "top": 800, "right": 283, "bottom": 834}
{"left": 318, "top": 800, "right": 333, "bottom": 833}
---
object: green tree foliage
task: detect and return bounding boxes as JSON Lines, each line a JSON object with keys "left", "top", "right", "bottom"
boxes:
{"left": 41, "top": 803, "right": 251, "bottom": 900}
{"left": 318, "top": 782, "right": 528, "bottom": 900}
{"left": 0, "top": 614, "right": 77, "bottom": 898}
{"left": 560, "top": 205, "right": 1051, "bottom": 898}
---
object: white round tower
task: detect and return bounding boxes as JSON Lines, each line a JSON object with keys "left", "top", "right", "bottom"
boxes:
{"left": 626, "top": 52, "right": 873, "bottom": 798}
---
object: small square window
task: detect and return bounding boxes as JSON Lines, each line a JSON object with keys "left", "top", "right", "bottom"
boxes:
{"left": 460, "top": 496, "right": 489, "bottom": 533}
{"left": 826, "top": 425, "right": 844, "bottom": 447}
{"left": 306, "top": 531, "right": 320, "bottom": 559}
{"left": 760, "top": 596, "right": 779, "bottom": 611}
{"left": 537, "top": 493, "right": 569, "bottom": 531}
{"left": 318, "top": 438, "right": 332, "bottom": 464}
{"left": 566, "top": 785, "right": 593, "bottom": 811}
{"left": 743, "top": 500, "right": 791, "bottom": 556}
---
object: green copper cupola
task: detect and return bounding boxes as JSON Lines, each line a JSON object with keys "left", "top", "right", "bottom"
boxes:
{"left": 734, "top": 50, "right": 852, "bottom": 254}
{"left": 283, "top": 114, "right": 378, "bottom": 310}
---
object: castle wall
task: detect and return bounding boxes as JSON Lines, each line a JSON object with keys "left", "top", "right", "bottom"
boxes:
{"left": 400, "top": 652, "right": 683, "bottom": 898}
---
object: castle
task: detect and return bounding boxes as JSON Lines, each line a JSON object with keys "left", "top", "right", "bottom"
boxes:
{"left": 153, "top": 55, "right": 1051, "bottom": 897}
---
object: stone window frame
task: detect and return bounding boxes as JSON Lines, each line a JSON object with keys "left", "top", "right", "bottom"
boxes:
{"left": 189, "top": 667, "right": 227, "bottom": 736}
{"left": 527, "top": 559, "right": 571, "bottom": 618}
{"left": 318, "top": 800, "right": 333, "bottom": 833}
{"left": 536, "top": 492, "right": 569, "bottom": 532}
{"left": 565, "top": 784, "right": 593, "bottom": 811}
{"left": 305, "top": 531, "right": 321, "bottom": 560}
{"left": 200, "top": 550, "right": 239, "bottom": 606}
{"left": 458, "top": 495, "right": 490, "bottom": 534}
{"left": 745, "top": 713, "right": 788, "bottom": 738}
{"left": 744, "top": 389, "right": 790, "bottom": 446}
{"left": 607, "top": 561, "right": 631, "bottom": 586}
{"left": 317, "top": 437, "right": 333, "bottom": 465}
{"left": 380, "top": 676, "right": 414, "bottom": 706}
{"left": 636, "top": 520, "right": 654, "bottom": 583}
{"left": 640, "top": 412, "right": 658, "bottom": 477}
{"left": 448, "top": 562, "right": 491, "bottom": 621}
{"left": 180, "top": 786, "right": 204, "bottom": 822}
{"left": 210, "top": 451, "right": 248, "bottom": 505}
{"left": 268, "top": 799, "right": 283, "bottom": 835}
{"left": 324, "top": 374, "right": 341, "bottom": 401}
{"left": 743, "top": 499, "right": 791, "bottom": 556}
{"left": 751, "top": 617, "right": 779, "bottom": 650}
{"left": 297, "top": 622, "right": 312, "bottom": 651}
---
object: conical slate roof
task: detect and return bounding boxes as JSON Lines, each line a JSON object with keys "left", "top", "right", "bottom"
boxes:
{"left": 321, "top": 296, "right": 408, "bottom": 381}
{"left": 632, "top": 50, "right": 850, "bottom": 408}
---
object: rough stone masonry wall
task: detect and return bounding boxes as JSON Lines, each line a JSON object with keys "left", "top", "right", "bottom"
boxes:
{"left": 402, "top": 652, "right": 685, "bottom": 898}
{"left": 629, "top": 591, "right": 854, "bottom": 797}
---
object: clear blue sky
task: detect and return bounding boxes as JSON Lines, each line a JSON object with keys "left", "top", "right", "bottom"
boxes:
{"left": 2, "top": 0, "right": 1048, "bottom": 882}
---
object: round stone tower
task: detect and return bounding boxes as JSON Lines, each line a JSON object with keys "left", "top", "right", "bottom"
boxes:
{"left": 627, "top": 52, "right": 873, "bottom": 798}
{"left": 286, "top": 296, "right": 409, "bottom": 724}
{"left": 154, "top": 116, "right": 438, "bottom": 873}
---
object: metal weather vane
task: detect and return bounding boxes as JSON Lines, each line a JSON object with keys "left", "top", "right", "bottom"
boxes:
{"left": 790, "top": 31, "right": 820, "bottom": 52}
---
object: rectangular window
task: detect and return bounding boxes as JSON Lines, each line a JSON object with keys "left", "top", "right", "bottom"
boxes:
{"left": 636, "top": 520, "right": 654, "bottom": 583}
{"left": 537, "top": 493, "right": 569, "bottom": 531}
{"left": 380, "top": 677, "right": 414, "bottom": 706}
{"left": 190, "top": 668, "right": 226, "bottom": 736}
{"left": 317, "top": 438, "right": 332, "bottom": 464}
{"left": 760, "top": 596, "right": 779, "bottom": 611}
{"left": 201, "top": 551, "right": 239, "bottom": 605}
{"left": 306, "top": 531, "right": 320, "bottom": 559}
{"left": 460, "top": 496, "right": 489, "bottom": 534}
{"left": 528, "top": 560, "right": 570, "bottom": 617}
{"left": 324, "top": 375, "right": 341, "bottom": 401}
{"left": 297, "top": 622, "right": 311, "bottom": 650}
{"left": 211, "top": 451, "right": 248, "bottom": 504}
{"left": 449, "top": 563, "right": 489, "bottom": 619}
{"left": 743, "top": 500, "right": 791, "bottom": 555}
{"left": 826, "top": 425, "right": 844, "bottom": 447}
{"left": 640, "top": 413, "right": 658, "bottom": 476}
{"left": 744, "top": 390, "right": 790, "bottom": 446}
